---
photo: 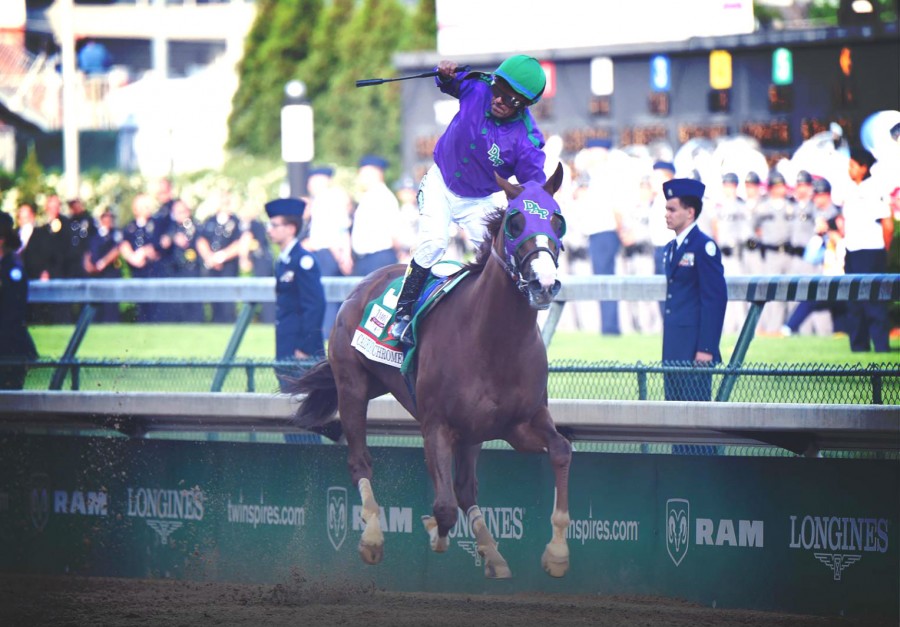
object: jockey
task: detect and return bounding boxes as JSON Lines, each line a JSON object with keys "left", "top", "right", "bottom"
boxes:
{"left": 391, "top": 54, "right": 548, "bottom": 343}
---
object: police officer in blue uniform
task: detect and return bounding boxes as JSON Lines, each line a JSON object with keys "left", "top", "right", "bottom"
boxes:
{"left": 661, "top": 178, "right": 727, "bottom": 401}
{"left": 265, "top": 198, "right": 326, "bottom": 392}
{"left": 85, "top": 209, "right": 123, "bottom": 323}
{"left": 0, "top": 212, "right": 38, "bottom": 389}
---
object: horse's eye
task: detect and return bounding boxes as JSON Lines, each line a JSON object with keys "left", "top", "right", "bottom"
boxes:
{"left": 551, "top": 213, "right": 566, "bottom": 239}
{"left": 505, "top": 212, "right": 525, "bottom": 240}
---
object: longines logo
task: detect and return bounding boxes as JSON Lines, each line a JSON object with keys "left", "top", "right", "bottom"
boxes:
{"left": 327, "top": 487, "right": 348, "bottom": 551}
{"left": 126, "top": 486, "right": 205, "bottom": 546}
{"left": 666, "top": 498, "right": 690, "bottom": 567}
{"left": 789, "top": 514, "right": 889, "bottom": 582}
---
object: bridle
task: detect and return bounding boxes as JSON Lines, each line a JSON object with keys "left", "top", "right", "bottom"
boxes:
{"left": 491, "top": 207, "right": 565, "bottom": 297}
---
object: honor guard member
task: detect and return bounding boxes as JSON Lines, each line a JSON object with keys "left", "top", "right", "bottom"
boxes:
{"left": 266, "top": 198, "right": 326, "bottom": 392}
{"left": 741, "top": 171, "right": 766, "bottom": 275}
{"left": 753, "top": 171, "right": 794, "bottom": 334}
{"left": 84, "top": 209, "right": 123, "bottom": 322}
{"left": 661, "top": 178, "right": 727, "bottom": 402}
{"left": 788, "top": 170, "right": 818, "bottom": 275}
{"left": 390, "top": 55, "right": 548, "bottom": 343}
{"left": 711, "top": 172, "right": 751, "bottom": 334}
{"left": 0, "top": 211, "right": 38, "bottom": 389}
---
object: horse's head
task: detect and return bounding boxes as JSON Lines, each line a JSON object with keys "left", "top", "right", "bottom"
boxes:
{"left": 493, "top": 163, "right": 566, "bottom": 310}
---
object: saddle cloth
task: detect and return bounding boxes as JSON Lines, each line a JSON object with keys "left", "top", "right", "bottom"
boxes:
{"left": 351, "top": 261, "right": 468, "bottom": 373}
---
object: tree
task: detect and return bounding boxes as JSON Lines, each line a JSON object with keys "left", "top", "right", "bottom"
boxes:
{"left": 313, "top": 0, "right": 410, "bottom": 173}
{"left": 228, "top": 0, "right": 323, "bottom": 157}
{"left": 404, "top": 0, "right": 437, "bottom": 52}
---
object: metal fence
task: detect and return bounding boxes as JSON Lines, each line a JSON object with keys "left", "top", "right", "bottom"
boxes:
{"left": 15, "top": 358, "right": 898, "bottom": 404}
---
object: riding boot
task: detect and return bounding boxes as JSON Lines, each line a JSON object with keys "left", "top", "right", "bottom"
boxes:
{"left": 390, "top": 259, "right": 430, "bottom": 345}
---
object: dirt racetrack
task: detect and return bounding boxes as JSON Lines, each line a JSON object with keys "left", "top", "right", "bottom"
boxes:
{"left": 0, "top": 572, "right": 892, "bottom": 627}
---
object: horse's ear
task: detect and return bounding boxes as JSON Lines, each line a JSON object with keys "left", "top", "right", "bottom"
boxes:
{"left": 543, "top": 162, "right": 564, "bottom": 197}
{"left": 495, "top": 172, "right": 523, "bottom": 200}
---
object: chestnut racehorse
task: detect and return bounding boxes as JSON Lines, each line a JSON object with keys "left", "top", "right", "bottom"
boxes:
{"left": 292, "top": 165, "right": 572, "bottom": 579}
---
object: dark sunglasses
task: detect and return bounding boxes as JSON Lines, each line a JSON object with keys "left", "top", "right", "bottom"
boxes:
{"left": 490, "top": 76, "right": 524, "bottom": 109}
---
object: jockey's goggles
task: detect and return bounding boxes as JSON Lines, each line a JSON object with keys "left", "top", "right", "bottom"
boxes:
{"left": 490, "top": 76, "right": 524, "bottom": 109}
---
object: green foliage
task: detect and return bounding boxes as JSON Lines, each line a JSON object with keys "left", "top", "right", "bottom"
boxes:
{"left": 313, "top": 0, "right": 408, "bottom": 174}
{"left": 16, "top": 145, "right": 47, "bottom": 209}
{"left": 228, "top": 0, "right": 323, "bottom": 157}
{"left": 403, "top": 0, "right": 437, "bottom": 52}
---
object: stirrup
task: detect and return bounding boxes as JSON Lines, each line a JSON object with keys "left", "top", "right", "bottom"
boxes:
{"left": 391, "top": 315, "right": 414, "bottom": 346}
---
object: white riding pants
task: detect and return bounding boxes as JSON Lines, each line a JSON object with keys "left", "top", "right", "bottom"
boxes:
{"left": 413, "top": 163, "right": 500, "bottom": 268}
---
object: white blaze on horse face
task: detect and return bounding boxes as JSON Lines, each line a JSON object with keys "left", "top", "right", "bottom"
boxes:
{"left": 529, "top": 235, "right": 558, "bottom": 290}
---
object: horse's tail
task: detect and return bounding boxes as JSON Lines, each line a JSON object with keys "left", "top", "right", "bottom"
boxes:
{"left": 289, "top": 359, "right": 343, "bottom": 442}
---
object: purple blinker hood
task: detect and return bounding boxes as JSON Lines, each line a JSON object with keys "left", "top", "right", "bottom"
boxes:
{"left": 503, "top": 181, "right": 565, "bottom": 260}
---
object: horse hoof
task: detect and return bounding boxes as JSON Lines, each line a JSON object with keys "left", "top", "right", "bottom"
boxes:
{"left": 541, "top": 543, "right": 570, "bottom": 578}
{"left": 485, "top": 561, "right": 512, "bottom": 579}
{"left": 358, "top": 540, "right": 384, "bottom": 565}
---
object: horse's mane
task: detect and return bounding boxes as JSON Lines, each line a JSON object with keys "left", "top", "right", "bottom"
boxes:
{"left": 462, "top": 208, "right": 505, "bottom": 273}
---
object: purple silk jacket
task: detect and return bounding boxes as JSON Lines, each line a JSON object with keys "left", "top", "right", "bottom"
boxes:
{"left": 433, "top": 70, "right": 546, "bottom": 199}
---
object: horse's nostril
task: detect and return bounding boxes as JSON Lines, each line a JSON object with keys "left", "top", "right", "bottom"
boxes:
{"left": 550, "top": 281, "right": 561, "bottom": 297}
{"left": 528, "top": 279, "right": 542, "bottom": 292}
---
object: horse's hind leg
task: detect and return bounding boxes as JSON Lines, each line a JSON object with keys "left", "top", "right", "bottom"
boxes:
{"left": 420, "top": 423, "right": 457, "bottom": 554}
{"left": 453, "top": 443, "right": 512, "bottom": 579}
{"left": 507, "top": 408, "right": 572, "bottom": 578}
{"left": 339, "top": 386, "right": 383, "bottom": 565}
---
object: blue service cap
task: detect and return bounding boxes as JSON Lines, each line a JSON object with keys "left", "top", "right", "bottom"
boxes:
{"left": 585, "top": 137, "right": 612, "bottom": 149}
{"left": 359, "top": 154, "right": 389, "bottom": 170}
{"left": 722, "top": 172, "right": 739, "bottom": 185}
{"left": 653, "top": 160, "right": 675, "bottom": 173}
{"left": 308, "top": 166, "right": 334, "bottom": 177}
{"left": 745, "top": 171, "right": 761, "bottom": 185}
{"left": 663, "top": 178, "right": 706, "bottom": 200}
{"left": 265, "top": 198, "right": 306, "bottom": 218}
{"left": 812, "top": 178, "right": 832, "bottom": 194}
{"left": 796, "top": 170, "right": 813, "bottom": 185}
{"left": 768, "top": 171, "right": 786, "bottom": 186}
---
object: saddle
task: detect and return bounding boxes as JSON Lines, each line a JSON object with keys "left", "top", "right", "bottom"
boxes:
{"left": 351, "top": 261, "right": 468, "bottom": 374}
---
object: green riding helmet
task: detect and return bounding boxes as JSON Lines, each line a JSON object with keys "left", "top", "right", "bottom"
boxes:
{"left": 493, "top": 55, "right": 546, "bottom": 105}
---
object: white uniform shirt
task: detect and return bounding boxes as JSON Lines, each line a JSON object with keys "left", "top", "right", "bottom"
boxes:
{"left": 841, "top": 177, "right": 890, "bottom": 252}
{"left": 351, "top": 183, "right": 400, "bottom": 255}
{"left": 306, "top": 188, "right": 351, "bottom": 251}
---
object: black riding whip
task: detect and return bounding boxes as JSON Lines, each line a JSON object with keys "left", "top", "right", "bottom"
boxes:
{"left": 356, "top": 65, "right": 471, "bottom": 88}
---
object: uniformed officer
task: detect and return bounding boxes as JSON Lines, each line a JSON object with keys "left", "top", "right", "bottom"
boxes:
{"left": 197, "top": 190, "right": 242, "bottom": 323}
{"left": 0, "top": 211, "right": 38, "bottom": 389}
{"left": 238, "top": 201, "right": 276, "bottom": 324}
{"left": 350, "top": 155, "right": 403, "bottom": 277}
{"left": 265, "top": 198, "right": 326, "bottom": 392}
{"left": 119, "top": 193, "right": 163, "bottom": 322}
{"left": 31, "top": 194, "right": 73, "bottom": 323}
{"left": 84, "top": 209, "right": 123, "bottom": 323}
{"left": 711, "top": 172, "right": 751, "bottom": 334}
{"left": 741, "top": 171, "right": 766, "bottom": 275}
{"left": 661, "top": 178, "right": 727, "bottom": 401}
{"left": 66, "top": 198, "right": 98, "bottom": 279}
{"left": 159, "top": 199, "right": 204, "bottom": 322}
{"left": 753, "top": 171, "right": 794, "bottom": 334}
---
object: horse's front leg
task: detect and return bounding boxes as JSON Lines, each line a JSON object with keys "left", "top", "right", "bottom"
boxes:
{"left": 508, "top": 408, "right": 572, "bottom": 578}
{"left": 339, "top": 389, "right": 383, "bottom": 565}
{"left": 420, "top": 422, "right": 457, "bottom": 554}
{"left": 454, "top": 443, "right": 512, "bottom": 579}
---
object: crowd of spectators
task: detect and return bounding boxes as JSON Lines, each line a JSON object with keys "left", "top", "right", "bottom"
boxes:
{"left": 5, "top": 136, "right": 898, "bottom": 351}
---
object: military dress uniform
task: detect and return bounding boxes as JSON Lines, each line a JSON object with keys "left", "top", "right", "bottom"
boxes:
{"left": 662, "top": 179, "right": 727, "bottom": 402}
{"left": 0, "top": 251, "right": 38, "bottom": 389}
{"left": 67, "top": 210, "right": 98, "bottom": 279}
{"left": 266, "top": 199, "right": 326, "bottom": 392}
